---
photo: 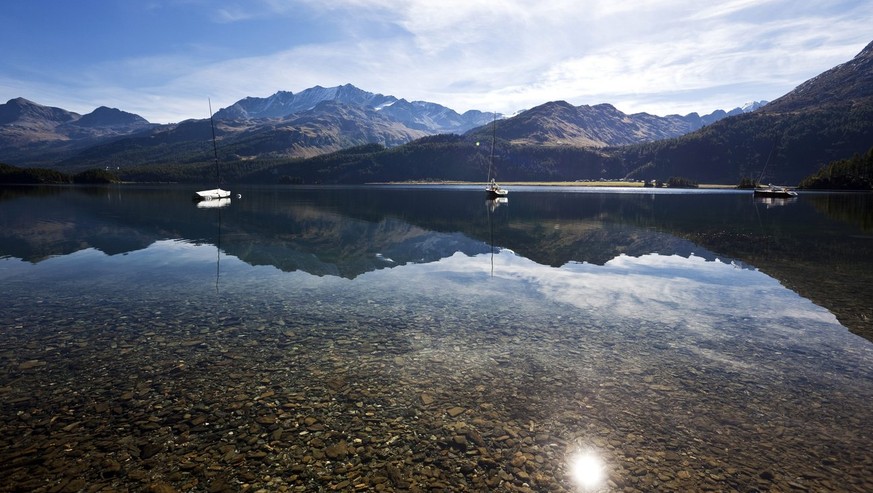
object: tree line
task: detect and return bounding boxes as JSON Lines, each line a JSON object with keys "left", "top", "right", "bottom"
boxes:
{"left": 0, "top": 163, "right": 120, "bottom": 184}
{"left": 798, "top": 146, "right": 873, "bottom": 190}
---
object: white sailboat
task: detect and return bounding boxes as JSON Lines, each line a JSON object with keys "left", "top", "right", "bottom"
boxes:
{"left": 753, "top": 184, "right": 798, "bottom": 198}
{"left": 194, "top": 99, "right": 231, "bottom": 202}
{"left": 194, "top": 188, "right": 231, "bottom": 201}
{"left": 485, "top": 114, "right": 508, "bottom": 198}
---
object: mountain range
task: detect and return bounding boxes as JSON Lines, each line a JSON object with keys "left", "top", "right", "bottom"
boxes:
{"left": 214, "top": 83, "right": 499, "bottom": 135}
{"left": 0, "top": 83, "right": 764, "bottom": 171}
{"left": 477, "top": 100, "right": 765, "bottom": 147}
{"left": 0, "top": 99, "right": 155, "bottom": 166}
{"left": 1, "top": 39, "right": 870, "bottom": 185}
{"left": 268, "top": 39, "right": 872, "bottom": 185}
{"left": 613, "top": 39, "right": 873, "bottom": 184}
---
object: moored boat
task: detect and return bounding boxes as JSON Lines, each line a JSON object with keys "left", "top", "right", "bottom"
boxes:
{"left": 193, "top": 190, "right": 231, "bottom": 202}
{"left": 753, "top": 184, "right": 798, "bottom": 198}
{"left": 486, "top": 179, "right": 508, "bottom": 198}
{"left": 484, "top": 113, "right": 508, "bottom": 198}
{"left": 194, "top": 99, "right": 231, "bottom": 203}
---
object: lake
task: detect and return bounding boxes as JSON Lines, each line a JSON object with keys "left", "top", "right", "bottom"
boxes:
{"left": 1, "top": 185, "right": 872, "bottom": 492}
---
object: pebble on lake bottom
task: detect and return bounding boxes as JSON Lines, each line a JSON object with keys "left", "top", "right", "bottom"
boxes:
{"left": 1, "top": 276, "right": 872, "bottom": 493}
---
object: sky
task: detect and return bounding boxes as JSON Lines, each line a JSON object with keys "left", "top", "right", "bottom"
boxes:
{"left": 1, "top": 0, "right": 871, "bottom": 124}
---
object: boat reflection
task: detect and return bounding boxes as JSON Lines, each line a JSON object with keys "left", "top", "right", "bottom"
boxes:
{"left": 753, "top": 195, "right": 797, "bottom": 208}
{"left": 486, "top": 197, "right": 509, "bottom": 276}
{"left": 195, "top": 197, "right": 231, "bottom": 208}
{"left": 487, "top": 196, "right": 508, "bottom": 212}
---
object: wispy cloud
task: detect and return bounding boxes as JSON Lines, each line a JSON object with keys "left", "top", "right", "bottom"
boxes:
{"left": 212, "top": 7, "right": 257, "bottom": 23}
{"left": 209, "top": 0, "right": 303, "bottom": 23}
{"left": 1, "top": 0, "right": 870, "bottom": 122}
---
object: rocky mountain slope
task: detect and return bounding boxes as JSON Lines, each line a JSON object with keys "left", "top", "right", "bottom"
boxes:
{"left": 56, "top": 100, "right": 431, "bottom": 170}
{"left": 1, "top": 82, "right": 760, "bottom": 170}
{"left": 271, "top": 40, "right": 873, "bottom": 185}
{"left": 761, "top": 40, "right": 873, "bottom": 113}
{"left": 478, "top": 101, "right": 764, "bottom": 147}
{"left": 0, "top": 98, "right": 155, "bottom": 166}
{"left": 612, "top": 39, "right": 873, "bottom": 184}
{"left": 215, "top": 85, "right": 395, "bottom": 120}
{"left": 214, "top": 83, "right": 495, "bottom": 134}
{"left": 219, "top": 100, "right": 430, "bottom": 159}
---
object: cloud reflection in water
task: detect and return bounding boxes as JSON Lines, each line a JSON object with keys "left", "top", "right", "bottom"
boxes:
{"left": 382, "top": 248, "right": 850, "bottom": 388}
{"left": 391, "top": 249, "right": 843, "bottom": 337}
{"left": 496, "top": 251, "right": 839, "bottom": 328}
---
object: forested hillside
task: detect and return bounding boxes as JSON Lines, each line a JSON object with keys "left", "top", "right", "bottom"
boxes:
{"left": 799, "top": 147, "right": 873, "bottom": 190}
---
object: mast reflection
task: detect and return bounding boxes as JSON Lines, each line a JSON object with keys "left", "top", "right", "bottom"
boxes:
{"left": 486, "top": 197, "right": 508, "bottom": 277}
{"left": 195, "top": 196, "right": 230, "bottom": 292}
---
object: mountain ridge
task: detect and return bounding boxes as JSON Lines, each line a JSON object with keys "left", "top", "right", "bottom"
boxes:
{"left": 611, "top": 40, "right": 873, "bottom": 184}
{"left": 266, "top": 39, "right": 873, "bottom": 186}
{"left": 1, "top": 82, "right": 763, "bottom": 170}
{"left": 762, "top": 40, "right": 873, "bottom": 113}
{"left": 72, "top": 106, "right": 149, "bottom": 128}
{"left": 0, "top": 98, "right": 157, "bottom": 166}
{"left": 214, "top": 83, "right": 497, "bottom": 134}
{"left": 467, "top": 100, "right": 765, "bottom": 148}
{"left": 0, "top": 97, "right": 79, "bottom": 129}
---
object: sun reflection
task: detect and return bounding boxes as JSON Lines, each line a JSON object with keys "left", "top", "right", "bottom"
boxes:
{"left": 569, "top": 450, "right": 606, "bottom": 491}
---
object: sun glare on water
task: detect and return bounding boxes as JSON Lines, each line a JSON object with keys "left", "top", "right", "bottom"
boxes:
{"left": 569, "top": 450, "right": 606, "bottom": 490}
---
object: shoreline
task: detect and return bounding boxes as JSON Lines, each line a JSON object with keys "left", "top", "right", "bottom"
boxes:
{"left": 372, "top": 180, "right": 738, "bottom": 189}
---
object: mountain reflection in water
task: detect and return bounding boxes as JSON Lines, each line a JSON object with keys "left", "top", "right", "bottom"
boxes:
{"left": 1, "top": 185, "right": 870, "bottom": 337}
{"left": 1, "top": 185, "right": 872, "bottom": 492}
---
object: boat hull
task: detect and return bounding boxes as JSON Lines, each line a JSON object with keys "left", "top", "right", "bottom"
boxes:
{"left": 193, "top": 188, "right": 231, "bottom": 201}
{"left": 753, "top": 187, "right": 797, "bottom": 198}
{"left": 485, "top": 179, "right": 508, "bottom": 198}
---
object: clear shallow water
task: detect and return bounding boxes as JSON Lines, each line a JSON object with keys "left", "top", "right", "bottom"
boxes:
{"left": 1, "top": 185, "right": 872, "bottom": 492}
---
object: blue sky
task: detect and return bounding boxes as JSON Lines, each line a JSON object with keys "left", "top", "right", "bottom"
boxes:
{"left": 1, "top": 0, "right": 871, "bottom": 123}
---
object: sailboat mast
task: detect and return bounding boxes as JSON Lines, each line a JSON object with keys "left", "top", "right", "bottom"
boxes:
{"left": 193, "top": 99, "right": 231, "bottom": 202}
{"left": 483, "top": 112, "right": 508, "bottom": 197}
{"left": 757, "top": 132, "right": 783, "bottom": 185}
{"left": 488, "top": 113, "right": 496, "bottom": 181}
{"left": 209, "top": 98, "right": 219, "bottom": 183}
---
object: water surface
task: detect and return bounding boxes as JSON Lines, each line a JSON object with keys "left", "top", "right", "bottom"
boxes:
{"left": 1, "top": 185, "right": 872, "bottom": 492}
